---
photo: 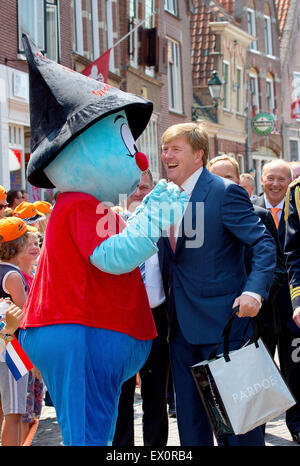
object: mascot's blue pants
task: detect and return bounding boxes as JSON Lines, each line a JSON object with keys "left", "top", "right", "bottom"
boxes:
{"left": 20, "top": 325, "right": 152, "bottom": 446}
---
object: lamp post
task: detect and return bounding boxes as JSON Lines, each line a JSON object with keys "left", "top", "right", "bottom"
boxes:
{"left": 207, "top": 70, "right": 223, "bottom": 106}
{"left": 192, "top": 70, "right": 223, "bottom": 122}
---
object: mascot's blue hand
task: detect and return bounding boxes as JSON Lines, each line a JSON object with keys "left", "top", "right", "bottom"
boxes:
{"left": 139, "top": 180, "right": 189, "bottom": 231}
{"left": 129, "top": 179, "right": 188, "bottom": 228}
{"left": 89, "top": 180, "right": 188, "bottom": 275}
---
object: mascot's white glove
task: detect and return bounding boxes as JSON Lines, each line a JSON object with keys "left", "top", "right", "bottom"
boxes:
{"left": 90, "top": 180, "right": 189, "bottom": 274}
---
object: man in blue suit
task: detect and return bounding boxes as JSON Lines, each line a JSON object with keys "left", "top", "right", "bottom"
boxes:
{"left": 160, "top": 123, "right": 276, "bottom": 446}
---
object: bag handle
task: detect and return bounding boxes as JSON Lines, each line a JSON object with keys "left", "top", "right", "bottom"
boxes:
{"left": 209, "top": 306, "right": 260, "bottom": 361}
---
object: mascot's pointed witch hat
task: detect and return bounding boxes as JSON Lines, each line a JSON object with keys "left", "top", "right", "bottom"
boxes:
{"left": 22, "top": 33, "right": 153, "bottom": 188}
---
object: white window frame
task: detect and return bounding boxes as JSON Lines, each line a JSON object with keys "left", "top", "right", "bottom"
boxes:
{"left": 129, "top": 0, "right": 139, "bottom": 68}
{"left": 264, "top": 15, "right": 273, "bottom": 56}
{"left": 145, "top": 0, "right": 155, "bottom": 77}
{"left": 222, "top": 60, "right": 230, "bottom": 111}
{"left": 249, "top": 72, "right": 259, "bottom": 113}
{"left": 106, "top": 0, "right": 115, "bottom": 72}
{"left": 46, "top": 1, "right": 60, "bottom": 62}
{"left": 8, "top": 124, "right": 25, "bottom": 189}
{"left": 73, "top": 0, "right": 84, "bottom": 55}
{"left": 289, "top": 138, "right": 300, "bottom": 161}
{"left": 167, "top": 38, "right": 183, "bottom": 114}
{"left": 247, "top": 8, "right": 257, "bottom": 51}
{"left": 293, "top": 72, "right": 300, "bottom": 101}
{"left": 236, "top": 66, "right": 243, "bottom": 114}
{"left": 266, "top": 77, "right": 275, "bottom": 113}
{"left": 164, "top": 0, "right": 178, "bottom": 16}
{"left": 237, "top": 154, "right": 245, "bottom": 174}
{"left": 137, "top": 114, "right": 159, "bottom": 182}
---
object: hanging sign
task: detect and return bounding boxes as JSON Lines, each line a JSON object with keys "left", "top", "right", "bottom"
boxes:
{"left": 252, "top": 113, "right": 274, "bottom": 136}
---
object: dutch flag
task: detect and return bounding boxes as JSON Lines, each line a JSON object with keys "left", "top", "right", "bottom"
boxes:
{"left": 5, "top": 336, "right": 33, "bottom": 381}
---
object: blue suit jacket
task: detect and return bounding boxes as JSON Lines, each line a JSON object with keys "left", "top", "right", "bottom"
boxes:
{"left": 161, "top": 168, "right": 276, "bottom": 345}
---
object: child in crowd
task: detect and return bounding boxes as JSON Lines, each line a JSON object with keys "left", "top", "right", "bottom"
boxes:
{"left": 0, "top": 217, "right": 31, "bottom": 446}
{"left": 18, "top": 230, "right": 44, "bottom": 446}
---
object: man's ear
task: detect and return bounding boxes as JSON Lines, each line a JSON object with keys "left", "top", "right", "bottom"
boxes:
{"left": 194, "top": 149, "right": 204, "bottom": 164}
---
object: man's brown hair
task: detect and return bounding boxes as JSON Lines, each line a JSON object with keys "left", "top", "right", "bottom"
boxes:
{"left": 161, "top": 122, "right": 209, "bottom": 166}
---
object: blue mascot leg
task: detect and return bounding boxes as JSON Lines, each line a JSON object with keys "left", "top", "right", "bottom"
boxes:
{"left": 20, "top": 325, "right": 152, "bottom": 446}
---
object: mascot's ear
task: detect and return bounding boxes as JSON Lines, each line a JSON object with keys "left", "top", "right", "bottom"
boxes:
{"left": 22, "top": 33, "right": 153, "bottom": 189}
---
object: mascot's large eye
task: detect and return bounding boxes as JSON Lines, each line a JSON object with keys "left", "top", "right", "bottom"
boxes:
{"left": 121, "top": 124, "right": 138, "bottom": 157}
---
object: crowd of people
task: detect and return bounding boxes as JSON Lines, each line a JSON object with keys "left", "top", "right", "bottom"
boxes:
{"left": 0, "top": 188, "right": 53, "bottom": 446}
{"left": 0, "top": 123, "right": 300, "bottom": 447}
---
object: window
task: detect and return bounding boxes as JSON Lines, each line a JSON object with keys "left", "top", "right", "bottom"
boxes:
{"left": 249, "top": 72, "right": 259, "bottom": 116}
{"left": 293, "top": 72, "right": 300, "bottom": 101}
{"left": 145, "top": 0, "right": 155, "bottom": 77}
{"left": 247, "top": 8, "right": 257, "bottom": 51}
{"left": 290, "top": 139, "right": 299, "bottom": 161}
{"left": 73, "top": 0, "right": 99, "bottom": 61}
{"left": 236, "top": 67, "right": 243, "bottom": 114}
{"left": 167, "top": 39, "right": 182, "bottom": 113}
{"left": 18, "top": 0, "right": 45, "bottom": 51}
{"left": 266, "top": 76, "right": 275, "bottom": 113}
{"left": 137, "top": 115, "right": 159, "bottom": 181}
{"left": 129, "top": 0, "right": 139, "bottom": 68}
{"left": 222, "top": 61, "right": 230, "bottom": 110}
{"left": 264, "top": 15, "right": 273, "bottom": 56}
{"left": 164, "top": 0, "right": 178, "bottom": 16}
{"left": 237, "top": 154, "right": 245, "bottom": 173}
{"left": 18, "top": 0, "right": 59, "bottom": 61}
{"left": 8, "top": 124, "right": 25, "bottom": 190}
{"left": 46, "top": 1, "right": 59, "bottom": 62}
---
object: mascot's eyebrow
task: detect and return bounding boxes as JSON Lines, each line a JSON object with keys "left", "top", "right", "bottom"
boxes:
{"left": 114, "top": 115, "right": 125, "bottom": 124}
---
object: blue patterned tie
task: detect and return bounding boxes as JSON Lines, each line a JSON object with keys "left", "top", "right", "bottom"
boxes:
{"left": 139, "top": 262, "right": 146, "bottom": 284}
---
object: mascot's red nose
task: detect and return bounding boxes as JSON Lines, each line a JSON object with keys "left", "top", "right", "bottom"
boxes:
{"left": 135, "top": 152, "right": 149, "bottom": 172}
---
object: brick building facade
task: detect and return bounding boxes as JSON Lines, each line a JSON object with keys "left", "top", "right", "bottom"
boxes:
{"left": 0, "top": 0, "right": 194, "bottom": 198}
{"left": 276, "top": 0, "right": 300, "bottom": 163}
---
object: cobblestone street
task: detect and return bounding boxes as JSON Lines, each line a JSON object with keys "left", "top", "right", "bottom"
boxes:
{"left": 30, "top": 389, "right": 299, "bottom": 447}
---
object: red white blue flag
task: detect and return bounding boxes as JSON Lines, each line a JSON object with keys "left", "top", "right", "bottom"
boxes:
{"left": 5, "top": 336, "right": 33, "bottom": 381}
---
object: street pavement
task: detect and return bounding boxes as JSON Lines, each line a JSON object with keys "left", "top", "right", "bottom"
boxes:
{"left": 30, "top": 388, "right": 299, "bottom": 447}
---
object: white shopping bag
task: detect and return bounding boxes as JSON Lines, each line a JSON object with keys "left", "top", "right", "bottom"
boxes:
{"left": 191, "top": 314, "right": 296, "bottom": 438}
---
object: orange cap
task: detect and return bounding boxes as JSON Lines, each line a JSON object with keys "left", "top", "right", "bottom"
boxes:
{"left": 33, "top": 200, "right": 51, "bottom": 214}
{"left": 0, "top": 217, "right": 37, "bottom": 243}
{"left": 0, "top": 186, "right": 7, "bottom": 201}
{"left": 13, "top": 201, "right": 44, "bottom": 224}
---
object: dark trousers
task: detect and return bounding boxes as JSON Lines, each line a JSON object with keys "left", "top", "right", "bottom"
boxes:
{"left": 113, "top": 302, "right": 170, "bottom": 446}
{"left": 262, "top": 329, "right": 300, "bottom": 434}
{"left": 170, "top": 325, "right": 265, "bottom": 446}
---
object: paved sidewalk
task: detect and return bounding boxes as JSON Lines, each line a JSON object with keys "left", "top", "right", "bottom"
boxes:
{"left": 31, "top": 390, "right": 299, "bottom": 447}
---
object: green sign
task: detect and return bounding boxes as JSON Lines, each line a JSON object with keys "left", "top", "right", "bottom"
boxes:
{"left": 252, "top": 113, "right": 274, "bottom": 136}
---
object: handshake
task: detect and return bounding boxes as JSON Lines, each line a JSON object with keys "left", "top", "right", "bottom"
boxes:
{"left": 127, "top": 179, "right": 189, "bottom": 242}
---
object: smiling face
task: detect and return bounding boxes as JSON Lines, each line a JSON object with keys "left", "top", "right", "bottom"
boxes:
{"left": 44, "top": 111, "right": 145, "bottom": 205}
{"left": 261, "top": 162, "right": 292, "bottom": 206}
{"left": 161, "top": 135, "right": 204, "bottom": 187}
{"left": 19, "top": 232, "right": 40, "bottom": 265}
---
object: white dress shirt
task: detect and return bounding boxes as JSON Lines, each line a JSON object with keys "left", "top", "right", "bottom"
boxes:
{"left": 144, "top": 253, "right": 165, "bottom": 309}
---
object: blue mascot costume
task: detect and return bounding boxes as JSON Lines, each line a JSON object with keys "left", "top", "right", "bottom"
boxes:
{"left": 19, "top": 34, "right": 188, "bottom": 446}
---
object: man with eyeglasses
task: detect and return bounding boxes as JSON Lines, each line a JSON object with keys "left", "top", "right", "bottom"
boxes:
{"left": 0, "top": 186, "right": 8, "bottom": 219}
